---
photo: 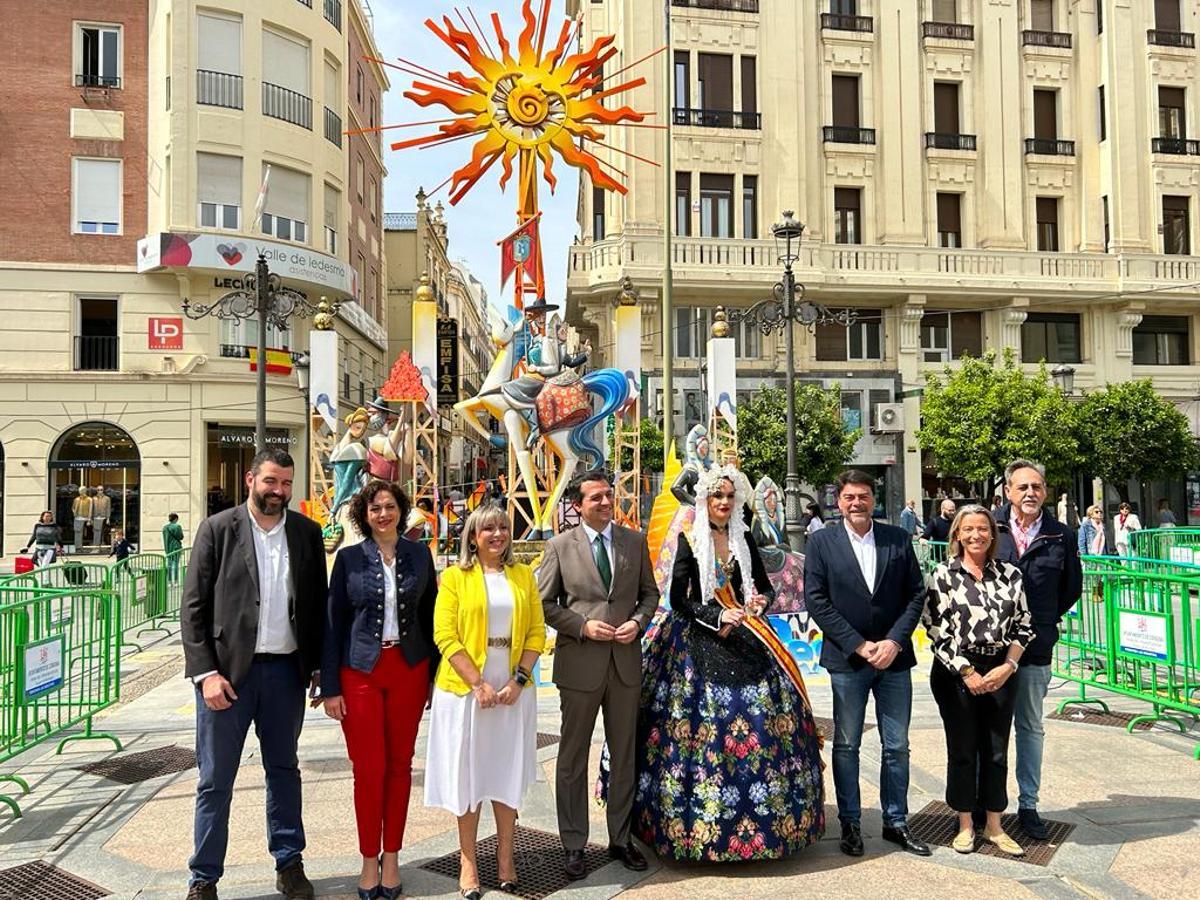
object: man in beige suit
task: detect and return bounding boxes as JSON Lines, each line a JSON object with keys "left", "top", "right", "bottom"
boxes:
{"left": 537, "top": 469, "right": 659, "bottom": 879}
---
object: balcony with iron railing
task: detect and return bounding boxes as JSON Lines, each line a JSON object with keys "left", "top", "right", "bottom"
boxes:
{"left": 821, "top": 13, "right": 873, "bottom": 33}
{"left": 324, "top": 106, "right": 342, "bottom": 146}
{"left": 324, "top": 0, "right": 342, "bottom": 31}
{"left": 670, "top": 0, "right": 759, "bottom": 10}
{"left": 925, "top": 132, "right": 977, "bottom": 151}
{"left": 1152, "top": 137, "right": 1200, "bottom": 155}
{"left": 197, "top": 70, "right": 243, "bottom": 109}
{"left": 1022, "top": 30, "right": 1072, "bottom": 48}
{"left": 673, "top": 108, "right": 761, "bottom": 129}
{"left": 75, "top": 73, "right": 121, "bottom": 89}
{"left": 922, "top": 22, "right": 973, "bottom": 41}
{"left": 74, "top": 336, "right": 119, "bottom": 372}
{"left": 1025, "top": 138, "right": 1075, "bottom": 156}
{"left": 1148, "top": 29, "right": 1195, "bottom": 48}
{"left": 263, "top": 82, "right": 312, "bottom": 129}
{"left": 823, "top": 125, "right": 876, "bottom": 145}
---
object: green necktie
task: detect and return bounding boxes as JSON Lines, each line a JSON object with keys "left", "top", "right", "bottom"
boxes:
{"left": 594, "top": 534, "right": 612, "bottom": 593}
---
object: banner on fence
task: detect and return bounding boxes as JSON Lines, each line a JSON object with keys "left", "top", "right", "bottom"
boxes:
{"left": 22, "top": 635, "right": 65, "bottom": 703}
{"left": 1117, "top": 608, "right": 1172, "bottom": 663}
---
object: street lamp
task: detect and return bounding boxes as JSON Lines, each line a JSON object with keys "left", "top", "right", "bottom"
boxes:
{"left": 182, "top": 253, "right": 332, "bottom": 451}
{"left": 1051, "top": 363, "right": 1077, "bottom": 396}
{"left": 724, "top": 211, "right": 857, "bottom": 551}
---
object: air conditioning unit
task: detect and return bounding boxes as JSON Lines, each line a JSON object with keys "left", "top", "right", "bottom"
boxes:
{"left": 873, "top": 403, "right": 905, "bottom": 433}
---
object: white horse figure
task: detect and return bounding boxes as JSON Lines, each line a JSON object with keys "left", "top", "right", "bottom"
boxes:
{"left": 455, "top": 315, "right": 635, "bottom": 538}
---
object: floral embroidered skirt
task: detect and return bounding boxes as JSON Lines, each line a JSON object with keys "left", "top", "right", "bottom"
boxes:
{"left": 599, "top": 612, "right": 825, "bottom": 862}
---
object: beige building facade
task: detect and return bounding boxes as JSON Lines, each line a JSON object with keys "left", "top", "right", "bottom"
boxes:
{"left": 567, "top": 0, "right": 1200, "bottom": 521}
{"left": 0, "top": 0, "right": 388, "bottom": 559}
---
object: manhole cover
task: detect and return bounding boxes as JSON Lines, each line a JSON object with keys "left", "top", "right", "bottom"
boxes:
{"left": 536, "top": 732, "right": 561, "bottom": 749}
{"left": 76, "top": 745, "right": 196, "bottom": 785}
{"left": 0, "top": 861, "right": 108, "bottom": 900}
{"left": 1048, "top": 708, "right": 1160, "bottom": 731}
{"left": 907, "top": 800, "right": 1075, "bottom": 866}
{"left": 419, "top": 825, "right": 609, "bottom": 899}
{"left": 813, "top": 716, "right": 875, "bottom": 739}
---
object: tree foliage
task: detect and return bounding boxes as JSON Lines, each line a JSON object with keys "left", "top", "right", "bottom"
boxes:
{"left": 918, "top": 350, "right": 1079, "bottom": 493}
{"left": 737, "top": 385, "right": 860, "bottom": 489}
{"left": 607, "top": 417, "right": 665, "bottom": 474}
{"left": 1073, "top": 380, "right": 1200, "bottom": 500}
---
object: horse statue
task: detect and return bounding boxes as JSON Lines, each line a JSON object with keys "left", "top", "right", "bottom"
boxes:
{"left": 454, "top": 307, "right": 635, "bottom": 538}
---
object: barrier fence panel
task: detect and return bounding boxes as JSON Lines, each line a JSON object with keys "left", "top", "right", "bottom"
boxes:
{"left": 1054, "top": 554, "right": 1200, "bottom": 758}
{"left": 914, "top": 540, "right": 948, "bottom": 577}
{"left": 1128, "top": 527, "right": 1200, "bottom": 563}
{"left": 0, "top": 583, "right": 122, "bottom": 817}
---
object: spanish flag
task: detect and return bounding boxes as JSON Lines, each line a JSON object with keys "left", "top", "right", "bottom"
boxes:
{"left": 248, "top": 348, "right": 293, "bottom": 376}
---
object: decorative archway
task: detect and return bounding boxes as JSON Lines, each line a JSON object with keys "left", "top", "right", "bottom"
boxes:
{"left": 49, "top": 422, "right": 140, "bottom": 550}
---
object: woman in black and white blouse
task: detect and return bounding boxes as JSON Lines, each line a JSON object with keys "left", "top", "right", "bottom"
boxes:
{"left": 924, "top": 504, "right": 1034, "bottom": 856}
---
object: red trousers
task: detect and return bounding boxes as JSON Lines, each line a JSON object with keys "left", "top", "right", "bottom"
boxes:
{"left": 340, "top": 649, "right": 429, "bottom": 857}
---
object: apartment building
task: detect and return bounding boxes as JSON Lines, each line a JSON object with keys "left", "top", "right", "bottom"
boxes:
{"left": 385, "top": 197, "right": 499, "bottom": 492}
{"left": 567, "top": 0, "right": 1200, "bottom": 520}
{"left": 0, "top": 0, "right": 388, "bottom": 556}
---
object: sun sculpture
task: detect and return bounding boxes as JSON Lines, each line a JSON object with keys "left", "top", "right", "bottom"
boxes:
{"left": 380, "top": 0, "right": 658, "bottom": 537}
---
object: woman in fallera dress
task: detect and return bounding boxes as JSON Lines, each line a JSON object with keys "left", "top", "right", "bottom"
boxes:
{"left": 608, "top": 464, "right": 824, "bottom": 862}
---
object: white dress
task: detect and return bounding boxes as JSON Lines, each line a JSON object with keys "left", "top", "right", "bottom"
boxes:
{"left": 424, "top": 572, "right": 538, "bottom": 815}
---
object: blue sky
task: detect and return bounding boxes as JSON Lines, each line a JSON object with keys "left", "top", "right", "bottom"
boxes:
{"left": 372, "top": 0, "right": 580, "bottom": 312}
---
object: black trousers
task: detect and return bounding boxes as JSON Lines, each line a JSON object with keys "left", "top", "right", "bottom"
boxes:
{"left": 930, "top": 653, "right": 1017, "bottom": 813}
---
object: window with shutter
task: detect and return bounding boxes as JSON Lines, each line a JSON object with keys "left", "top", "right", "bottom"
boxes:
{"left": 1034, "top": 90, "right": 1058, "bottom": 140}
{"left": 73, "top": 158, "right": 121, "bottom": 234}
{"left": 932, "top": 0, "right": 957, "bottom": 22}
{"left": 741, "top": 57, "right": 757, "bottom": 117}
{"left": 1156, "top": 0, "right": 1181, "bottom": 32}
{"left": 324, "top": 58, "right": 340, "bottom": 107}
{"left": 1159, "top": 87, "right": 1186, "bottom": 138}
{"left": 816, "top": 321, "right": 848, "bottom": 361}
{"left": 262, "top": 28, "right": 310, "bottom": 96}
{"left": 937, "top": 193, "right": 962, "bottom": 247}
{"left": 1030, "top": 0, "right": 1054, "bottom": 31}
{"left": 198, "top": 14, "right": 241, "bottom": 74}
{"left": 1036, "top": 197, "right": 1060, "bottom": 251}
{"left": 934, "top": 82, "right": 960, "bottom": 134}
{"left": 324, "top": 183, "right": 339, "bottom": 255}
{"left": 950, "top": 311, "right": 983, "bottom": 358}
{"left": 697, "top": 54, "right": 733, "bottom": 113}
{"left": 261, "top": 164, "right": 309, "bottom": 243}
{"left": 832, "top": 75, "right": 860, "bottom": 128}
{"left": 197, "top": 153, "right": 242, "bottom": 230}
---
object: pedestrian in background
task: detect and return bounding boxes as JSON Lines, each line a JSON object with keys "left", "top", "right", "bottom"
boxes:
{"left": 804, "top": 470, "right": 931, "bottom": 859}
{"left": 804, "top": 502, "right": 825, "bottom": 536}
{"left": 322, "top": 480, "right": 438, "bottom": 900}
{"left": 924, "top": 506, "right": 1032, "bottom": 857}
{"left": 994, "top": 459, "right": 1082, "bottom": 841}
{"left": 425, "top": 505, "right": 545, "bottom": 900}
{"left": 1158, "top": 498, "right": 1177, "bottom": 527}
{"left": 163, "top": 513, "right": 185, "bottom": 583}
{"left": 108, "top": 529, "right": 133, "bottom": 578}
{"left": 1077, "top": 506, "right": 1109, "bottom": 556}
{"left": 1113, "top": 502, "right": 1142, "bottom": 556}
{"left": 922, "top": 498, "right": 956, "bottom": 543}
{"left": 899, "top": 499, "right": 921, "bottom": 536}
{"left": 181, "top": 449, "right": 327, "bottom": 900}
{"left": 21, "top": 511, "right": 62, "bottom": 567}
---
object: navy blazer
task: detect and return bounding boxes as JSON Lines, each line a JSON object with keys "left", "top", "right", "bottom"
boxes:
{"left": 320, "top": 537, "right": 439, "bottom": 697}
{"left": 803, "top": 520, "right": 927, "bottom": 673}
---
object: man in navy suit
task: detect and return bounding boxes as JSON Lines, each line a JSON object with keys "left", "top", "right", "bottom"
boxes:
{"left": 804, "top": 470, "right": 930, "bottom": 858}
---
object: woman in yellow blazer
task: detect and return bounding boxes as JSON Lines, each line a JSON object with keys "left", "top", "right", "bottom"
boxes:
{"left": 425, "top": 504, "right": 545, "bottom": 900}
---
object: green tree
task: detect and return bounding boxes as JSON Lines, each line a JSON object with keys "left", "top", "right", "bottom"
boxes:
{"left": 1073, "top": 380, "right": 1200, "bottom": 501}
{"left": 607, "top": 417, "right": 665, "bottom": 474}
{"left": 918, "top": 350, "right": 1079, "bottom": 496}
{"left": 737, "top": 385, "right": 860, "bottom": 489}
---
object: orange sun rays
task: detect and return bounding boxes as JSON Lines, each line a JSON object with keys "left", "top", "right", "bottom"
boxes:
{"left": 389, "top": 0, "right": 652, "bottom": 205}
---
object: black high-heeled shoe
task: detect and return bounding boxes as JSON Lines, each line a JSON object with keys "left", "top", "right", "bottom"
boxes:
{"left": 499, "top": 878, "right": 520, "bottom": 893}
{"left": 356, "top": 885, "right": 381, "bottom": 900}
{"left": 460, "top": 889, "right": 482, "bottom": 900}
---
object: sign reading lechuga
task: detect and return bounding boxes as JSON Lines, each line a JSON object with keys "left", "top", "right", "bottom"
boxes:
{"left": 136, "top": 232, "right": 354, "bottom": 296}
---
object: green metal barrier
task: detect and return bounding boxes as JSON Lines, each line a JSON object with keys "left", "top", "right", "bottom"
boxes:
{"left": 0, "top": 583, "right": 122, "bottom": 817}
{"left": 1128, "top": 527, "right": 1200, "bottom": 563}
{"left": 1054, "top": 554, "right": 1200, "bottom": 759}
{"left": 914, "top": 539, "right": 949, "bottom": 577}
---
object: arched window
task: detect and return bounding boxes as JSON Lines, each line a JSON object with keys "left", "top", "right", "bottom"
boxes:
{"left": 49, "top": 422, "right": 140, "bottom": 549}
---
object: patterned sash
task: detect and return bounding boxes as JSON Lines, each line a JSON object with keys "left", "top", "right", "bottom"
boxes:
{"left": 711, "top": 580, "right": 818, "bottom": 727}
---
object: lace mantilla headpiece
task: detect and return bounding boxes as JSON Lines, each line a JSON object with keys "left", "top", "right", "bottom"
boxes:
{"left": 690, "top": 463, "right": 754, "bottom": 606}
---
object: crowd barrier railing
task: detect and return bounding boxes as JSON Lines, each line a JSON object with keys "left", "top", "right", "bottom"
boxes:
{"left": 914, "top": 539, "right": 948, "bottom": 577}
{"left": 1128, "top": 527, "right": 1200, "bottom": 563}
{"left": 0, "top": 582, "right": 123, "bottom": 817}
{"left": 1054, "top": 553, "right": 1200, "bottom": 758}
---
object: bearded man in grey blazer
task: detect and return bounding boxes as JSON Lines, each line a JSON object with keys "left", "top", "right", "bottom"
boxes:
{"left": 537, "top": 469, "right": 659, "bottom": 880}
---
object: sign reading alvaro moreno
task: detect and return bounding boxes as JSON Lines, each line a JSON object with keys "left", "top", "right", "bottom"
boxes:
{"left": 137, "top": 232, "right": 356, "bottom": 298}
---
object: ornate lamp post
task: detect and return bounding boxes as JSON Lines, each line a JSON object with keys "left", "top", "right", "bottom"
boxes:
{"left": 724, "top": 211, "right": 857, "bottom": 551}
{"left": 182, "top": 253, "right": 332, "bottom": 451}
{"left": 1051, "top": 363, "right": 1077, "bottom": 396}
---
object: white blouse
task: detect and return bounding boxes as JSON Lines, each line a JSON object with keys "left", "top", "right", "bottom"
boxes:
{"left": 382, "top": 558, "right": 399, "bottom": 641}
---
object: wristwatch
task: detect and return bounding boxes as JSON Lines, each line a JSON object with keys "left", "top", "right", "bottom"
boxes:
{"left": 513, "top": 667, "right": 531, "bottom": 688}
{"left": 960, "top": 665, "right": 977, "bottom": 679}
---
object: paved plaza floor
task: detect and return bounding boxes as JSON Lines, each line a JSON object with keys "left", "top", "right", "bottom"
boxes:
{"left": 1, "top": 634, "right": 1199, "bottom": 899}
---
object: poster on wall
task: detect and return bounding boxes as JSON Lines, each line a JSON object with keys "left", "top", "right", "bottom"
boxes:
{"left": 437, "top": 318, "right": 459, "bottom": 406}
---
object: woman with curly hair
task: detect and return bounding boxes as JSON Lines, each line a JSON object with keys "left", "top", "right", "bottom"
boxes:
{"left": 602, "top": 465, "right": 824, "bottom": 862}
{"left": 320, "top": 480, "right": 439, "bottom": 899}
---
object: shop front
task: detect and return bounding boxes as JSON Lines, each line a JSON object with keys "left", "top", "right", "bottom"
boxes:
{"left": 205, "top": 424, "right": 299, "bottom": 514}
{"left": 49, "top": 422, "right": 141, "bottom": 549}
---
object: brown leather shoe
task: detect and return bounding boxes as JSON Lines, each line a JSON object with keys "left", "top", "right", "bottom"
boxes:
{"left": 186, "top": 882, "right": 218, "bottom": 900}
{"left": 275, "top": 861, "right": 315, "bottom": 900}
{"left": 564, "top": 848, "right": 586, "bottom": 880}
{"left": 609, "top": 843, "right": 648, "bottom": 871}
